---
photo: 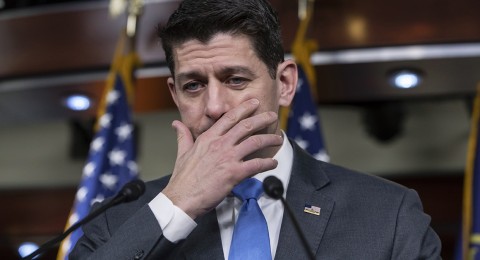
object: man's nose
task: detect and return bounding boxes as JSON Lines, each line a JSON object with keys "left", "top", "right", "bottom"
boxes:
{"left": 204, "top": 82, "right": 231, "bottom": 121}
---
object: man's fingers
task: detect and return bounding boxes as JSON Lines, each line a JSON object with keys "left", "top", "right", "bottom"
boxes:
{"left": 235, "top": 134, "right": 283, "bottom": 159}
{"left": 172, "top": 120, "right": 194, "bottom": 158}
{"left": 208, "top": 98, "right": 260, "bottom": 136}
{"left": 224, "top": 111, "right": 278, "bottom": 145}
{"left": 241, "top": 158, "right": 279, "bottom": 177}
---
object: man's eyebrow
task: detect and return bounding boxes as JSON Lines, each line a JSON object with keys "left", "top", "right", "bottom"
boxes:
{"left": 175, "top": 66, "right": 257, "bottom": 82}
{"left": 176, "top": 71, "right": 205, "bottom": 82}
{"left": 218, "top": 66, "right": 257, "bottom": 78}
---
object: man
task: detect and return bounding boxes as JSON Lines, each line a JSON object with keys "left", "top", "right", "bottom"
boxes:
{"left": 70, "top": 0, "right": 442, "bottom": 259}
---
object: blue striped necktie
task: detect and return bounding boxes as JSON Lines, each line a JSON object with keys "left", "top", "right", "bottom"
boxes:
{"left": 229, "top": 178, "right": 272, "bottom": 260}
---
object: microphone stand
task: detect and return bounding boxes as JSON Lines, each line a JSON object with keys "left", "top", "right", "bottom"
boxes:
{"left": 278, "top": 196, "right": 315, "bottom": 260}
{"left": 23, "top": 180, "right": 145, "bottom": 260}
{"left": 23, "top": 196, "right": 120, "bottom": 260}
{"left": 263, "top": 176, "right": 315, "bottom": 260}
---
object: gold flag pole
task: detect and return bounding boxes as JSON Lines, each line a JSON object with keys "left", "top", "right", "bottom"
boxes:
{"left": 292, "top": 0, "right": 317, "bottom": 99}
{"left": 109, "top": 0, "right": 144, "bottom": 48}
{"left": 280, "top": 0, "right": 317, "bottom": 130}
{"left": 106, "top": 0, "right": 143, "bottom": 107}
{"left": 126, "top": 0, "right": 143, "bottom": 47}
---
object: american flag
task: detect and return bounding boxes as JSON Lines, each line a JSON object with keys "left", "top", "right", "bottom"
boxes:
{"left": 286, "top": 65, "right": 329, "bottom": 162}
{"left": 57, "top": 72, "right": 138, "bottom": 259}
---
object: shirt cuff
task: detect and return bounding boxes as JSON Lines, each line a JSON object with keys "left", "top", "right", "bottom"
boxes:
{"left": 148, "top": 192, "right": 197, "bottom": 243}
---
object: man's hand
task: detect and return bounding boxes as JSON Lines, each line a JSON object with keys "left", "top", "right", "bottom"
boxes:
{"left": 162, "top": 98, "right": 283, "bottom": 219}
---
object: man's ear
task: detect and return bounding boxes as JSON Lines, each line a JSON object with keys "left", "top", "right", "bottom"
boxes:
{"left": 277, "top": 60, "right": 298, "bottom": 107}
{"left": 167, "top": 77, "right": 179, "bottom": 107}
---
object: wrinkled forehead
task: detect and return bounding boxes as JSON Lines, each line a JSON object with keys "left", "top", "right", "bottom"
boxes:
{"left": 171, "top": 34, "right": 266, "bottom": 80}
{"left": 170, "top": 32, "right": 258, "bottom": 64}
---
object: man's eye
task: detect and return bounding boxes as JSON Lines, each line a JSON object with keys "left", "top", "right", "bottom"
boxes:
{"left": 226, "top": 77, "right": 247, "bottom": 86}
{"left": 183, "top": 82, "right": 203, "bottom": 92}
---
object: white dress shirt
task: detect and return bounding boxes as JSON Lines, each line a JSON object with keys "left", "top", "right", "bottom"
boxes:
{"left": 148, "top": 132, "right": 293, "bottom": 259}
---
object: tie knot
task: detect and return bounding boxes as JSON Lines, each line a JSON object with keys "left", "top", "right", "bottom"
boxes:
{"left": 232, "top": 178, "right": 263, "bottom": 201}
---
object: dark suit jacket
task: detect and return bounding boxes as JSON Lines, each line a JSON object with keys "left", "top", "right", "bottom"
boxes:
{"left": 70, "top": 141, "right": 441, "bottom": 259}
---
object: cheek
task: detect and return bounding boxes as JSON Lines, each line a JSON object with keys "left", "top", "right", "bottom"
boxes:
{"left": 244, "top": 83, "right": 279, "bottom": 108}
{"left": 177, "top": 103, "right": 200, "bottom": 122}
{"left": 258, "top": 86, "right": 280, "bottom": 112}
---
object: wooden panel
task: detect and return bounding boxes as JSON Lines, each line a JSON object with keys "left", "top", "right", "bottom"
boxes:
{"left": 0, "top": 1, "right": 180, "bottom": 78}
{"left": 273, "top": 0, "right": 480, "bottom": 49}
{"left": 0, "top": 188, "right": 74, "bottom": 235}
{"left": 0, "top": 187, "right": 75, "bottom": 259}
{"left": 134, "top": 76, "right": 175, "bottom": 112}
{"left": 2, "top": 0, "right": 480, "bottom": 78}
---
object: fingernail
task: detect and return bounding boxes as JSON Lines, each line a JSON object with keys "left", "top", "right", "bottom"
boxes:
{"left": 250, "top": 98, "right": 259, "bottom": 105}
{"left": 171, "top": 120, "right": 179, "bottom": 129}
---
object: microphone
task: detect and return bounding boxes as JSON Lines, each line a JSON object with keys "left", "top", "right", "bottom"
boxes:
{"left": 115, "top": 179, "right": 146, "bottom": 202}
{"left": 263, "top": 176, "right": 315, "bottom": 260}
{"left": 23, "top": 179, "right": 146, "bottom": 260}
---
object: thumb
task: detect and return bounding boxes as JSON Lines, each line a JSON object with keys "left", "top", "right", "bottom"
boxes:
{"left": 172, "top": 120, "right": 194, "bottom": 158}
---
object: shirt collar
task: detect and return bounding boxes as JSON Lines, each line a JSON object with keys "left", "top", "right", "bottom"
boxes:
{"left": 253, "top": 131, "right": 293, "bottom": 198}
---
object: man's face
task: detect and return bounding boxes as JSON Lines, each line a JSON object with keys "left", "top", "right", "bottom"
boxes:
{"left": 168, "top": 33, "right": 294, "bottom": 139}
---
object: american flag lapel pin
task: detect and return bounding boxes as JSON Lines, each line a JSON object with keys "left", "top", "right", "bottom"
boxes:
{"left": 304, "top": 204, "right": 321, "bottom": 216}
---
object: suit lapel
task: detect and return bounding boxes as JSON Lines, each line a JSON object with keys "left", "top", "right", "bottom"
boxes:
{"left": 275, "top": 141, "right": 335, "bottom": 259}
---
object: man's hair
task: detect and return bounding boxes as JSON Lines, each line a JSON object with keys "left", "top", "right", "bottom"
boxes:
{"left": 159, "top": 0, "right": 284, "bottom": 79}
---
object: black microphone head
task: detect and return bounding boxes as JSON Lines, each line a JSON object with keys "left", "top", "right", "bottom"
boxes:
{"left": 263, "top": 176, "right": 284, "bottom": 200}
{"left": 120, "top": 179, "right": 146, "bottom": 202}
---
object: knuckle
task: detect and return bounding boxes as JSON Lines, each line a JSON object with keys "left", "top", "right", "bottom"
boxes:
{"left": 208, "top": 139, "right": 223, "bottom": 152}
{"left": 240, "top": 118, "right": 254, "bottom": 131}
{"left": 249, "top": 135, "right": 263, "bottom": 148}
{"left": 244, "top": 158, "right": 262, "bottom": 173}
{"left": 265, "top": 111, "right": 277, "bottom": 121}
{"left": 176, "top": 132, "right": 185, "bottom": 142}
{"left": 196, "top": 133, "right": 207, "bottom": 143}
{"left": 223, "top": 111, "right": 237, "bottom": 123}
{"left": 252, "top": 159, "right": 263, "bottom": 172}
